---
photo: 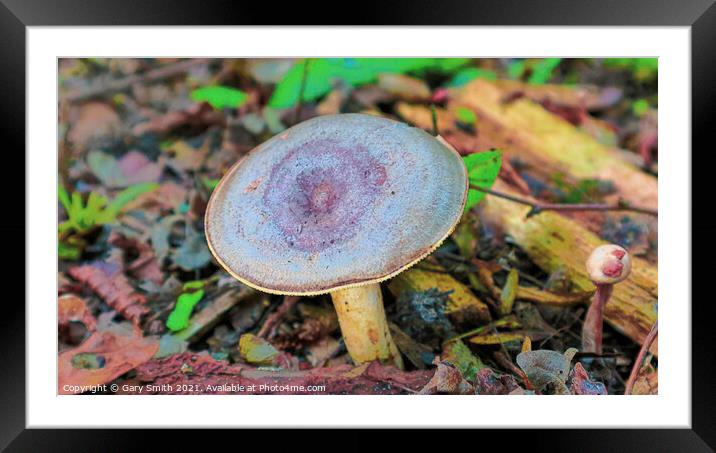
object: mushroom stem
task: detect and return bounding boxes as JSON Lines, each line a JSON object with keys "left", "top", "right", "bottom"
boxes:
{"left": 330, "top": 284, "right": 404, "bottom": 369}
{"left": 582, "top": 284, "right": 612, "bottom": 354}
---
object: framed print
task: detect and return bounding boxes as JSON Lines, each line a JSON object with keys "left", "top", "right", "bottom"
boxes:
{"left": 3, "top": 0, "right": 715, "bottom": 449}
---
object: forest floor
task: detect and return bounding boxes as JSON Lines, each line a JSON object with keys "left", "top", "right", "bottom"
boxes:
{"left": 58, "top": 57, "right": 658, "bottom": 395}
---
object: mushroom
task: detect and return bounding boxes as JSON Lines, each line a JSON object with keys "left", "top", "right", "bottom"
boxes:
{"left": 205, "top": 114, "right": 468, "bottom": 368}
{"left": 582, "top": 244, "right": 632, "bottom": 354}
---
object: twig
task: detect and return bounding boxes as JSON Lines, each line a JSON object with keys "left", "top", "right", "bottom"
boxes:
{"left": 257, "top": 295, "right": 300, "bottom": 339}
{"left": 64, "top": 58, "right": 214, "bottom": 102}
{"left": 293, "top": 58, "right": 311, "bottom": 124}
{"left": 624, "top": 321, "right": 658, "bottom": 395}
{"left": 470, "top": 185, "right": 658, "bottom": 218}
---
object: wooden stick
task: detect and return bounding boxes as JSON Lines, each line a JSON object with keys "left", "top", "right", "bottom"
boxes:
{"left": 471, "top": 185, "right": 657, "bottom": 217}
{"left": 624, "top": 321, "right": 658, "bottom": 394}
{"left": 64, "top": 58, "right": 214, "bottom": 102}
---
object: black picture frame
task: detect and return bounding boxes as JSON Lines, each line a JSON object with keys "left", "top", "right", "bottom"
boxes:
{"left": 2, "top": 0, "right": 714, "bottom": 450}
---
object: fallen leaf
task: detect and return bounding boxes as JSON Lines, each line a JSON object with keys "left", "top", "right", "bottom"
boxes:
{"left": 67, "top": 102, "right": 122, "bottom": 150}
{"left": 239, "top": 334, "right": 280, "bottom": 365}
{"left": 516, "top": 348, "right": 577, "bottom": 390}
{"left": 68, "top": 262, "right": 149, "bottom": 326}
{"left": 108, "top": 231, "right": 164, "bottom": 285}
{"left": 419, "top": 360, "right": 473, "bottom": 394}
{"left": 58, "top": 294, "right": 97, "bottom": 332}
{"left": 568, "top": 362, "right": 607, "bottom": 395}
{"left": 473, "top": 368, "right": 522, "bottom": 395}
{"left": 122, "top": 182, "right": 187, "bottom": 213}
{"left": 468, "top": 333, "right": 525, "bottom": 345}
{"left": 172, "top": 224, "right": 212, "bottom": 271}
{"left": 631, "top": 358, "right": 658, "bottom": 395}
{"left": 87, "top": 150, "right": 163, "bottom": 188}
{"left": 58, "top": 322, "right": 159, "bottom": 394}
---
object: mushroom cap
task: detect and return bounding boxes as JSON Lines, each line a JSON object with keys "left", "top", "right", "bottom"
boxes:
{"left": 585, "top": 244, "right": 632, "bottom": 285}
{"left": 205, "top": 113, "right": 468, "bottom": 295}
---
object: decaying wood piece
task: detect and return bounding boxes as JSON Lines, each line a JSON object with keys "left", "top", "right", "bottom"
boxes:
{"left": 132, "top": 353, "right": 432, "bottom": 395}
{"left": 387, "top": 259, "right": 491, "bottom": 325}
{"left": 452, "top": 79, "right": 657, "bottom": 210}
{"left": 174, "top": 287, "right": 254, "bottom": 342}
{"left": 480, "top": 179, "right": 658, "bottom": 354}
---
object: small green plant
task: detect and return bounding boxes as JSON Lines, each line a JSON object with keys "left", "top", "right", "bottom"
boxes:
{"left": 269, "top": 58, "right": 470, "bottom": 109}
{"left": 58, "top": 182, "right": 158, "bottom": 259}
{"left": 527, "top": 58, "right": 562, "bottom": 85}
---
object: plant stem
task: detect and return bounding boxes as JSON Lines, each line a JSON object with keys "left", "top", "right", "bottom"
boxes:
{"left": 470, "top": 185, "right": 658, "bottom": 217}
{"left": 293, "top": 58, "right": 311, "bottom": 124}
{"left": 624, "top": 321, "right": 658, "bottom": 395}
{"left": 582, "top": 284, "right": 612, "bottom": 354}
{"left": 430, "top": 104, "right": 439, "bottom": 136}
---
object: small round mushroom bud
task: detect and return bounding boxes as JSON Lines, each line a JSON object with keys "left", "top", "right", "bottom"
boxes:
{"left": 205, "top": 114, "right": 468, "bottom": 369}
{"left": 582, "top": 244, "right": 632, "bottom": 354}
{"left": 585, "top": 244, "right": 632, "bottom": 285}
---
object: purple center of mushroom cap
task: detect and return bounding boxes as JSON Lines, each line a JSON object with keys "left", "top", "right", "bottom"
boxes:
{"left": 263, "top": 139, "right": 387, "bottom": 252}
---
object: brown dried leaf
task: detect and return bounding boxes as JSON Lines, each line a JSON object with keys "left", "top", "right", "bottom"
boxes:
{"left": 474, "top": 368, "right": 522, "bottom": 395}
{"left": 66, "top": 102, "right": 122, "bottom": 150}
{"left": 631, "top": 359, "right": 658, "bottom": 395}
{"left": 122, "top": 182, "right": 187, "bottom": 213}
{"left": 568, "top": 362, "right": 607, "bottom": 395}
{"left": 108, "top": 231, "right": 164, "bottom": 285}
{"left": 58, "top": 324, "right": 159, "bottom": 394}
{"left": 68, "top": 262, "right": 149, "bottom": 325}
{"left": 419, "top": 360, "right": 473, "bottom": 394}
{"left": 58, "top": 294, "right": 97, "bottom": 331}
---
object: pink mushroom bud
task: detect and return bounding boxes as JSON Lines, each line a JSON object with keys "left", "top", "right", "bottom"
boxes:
{"left": 582, "top": 244, "right": 632, "bottom": 354}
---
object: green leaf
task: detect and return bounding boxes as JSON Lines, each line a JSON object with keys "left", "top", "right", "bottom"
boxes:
{"left": 463, "top": 150, "right": 502, "bottom": 212}
{"left": 528, "top": 58, "right": 562, "bottom": 85}
{"left": 269, "top": 58, "right": 470, "bottom": 109}
{"left": 507, "top": 60, "right": 527, "bottom": 80}
{"left": 603, "top": 58, "right": 657, "bottom": 81}
{"left": 58, "top": 184, "right": 72, "bottom": 213}
{"left": 201, "top": 177, "right": 219, "bottom": 192}
{"left": 166, "top": 288, "right": 205, "bottom": 332}
{"left": 456, "top": 107, "right": 477, "bottom": 125}
{"left": 632, "top": 98, "right": 650, "bottom": 117}
{"left": 103, "top": 182, "right": 159, "bottom": 219}
{"left": 191, "top": 85, "right": 248, "bottom": 110}
{"left": 445, "top": 67, "right": 497, "bottom": 87}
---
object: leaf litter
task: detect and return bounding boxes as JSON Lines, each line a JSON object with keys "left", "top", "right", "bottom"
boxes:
{"left": 58, "top": 58, "right": 657, "bottom": 396}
